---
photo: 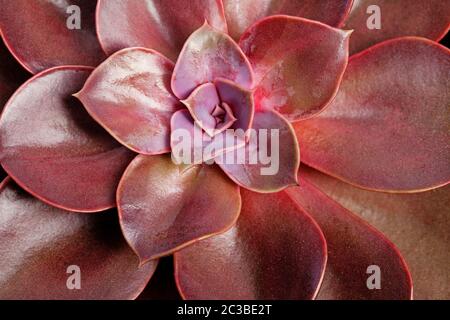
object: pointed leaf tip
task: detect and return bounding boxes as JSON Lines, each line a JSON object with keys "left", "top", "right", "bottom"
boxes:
{"left": 295, "top": 38, "right": 450, "bottom": 192}
{"left": 76, "top": 48, "right": 181, "bottom": 155}
{"left": 240, "top": 16, "right": 350, "bottom": 121}
{"left": 117, "top": 155, "right": 241, "bottom": 262}
{"left": 172, "top": 23, "right": 253, "bottom": 100}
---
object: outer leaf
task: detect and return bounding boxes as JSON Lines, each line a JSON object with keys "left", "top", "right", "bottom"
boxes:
{"left": 171, "top": 23, "right": 253, "bottom": 100}
{"left": 240, "top": 16, "right": 351, "bottom": 121}
{"left": 117, "top": 154, "right": 241, "bottom": 264}
{"left": 295, "top": 38, "right": 450, "bottom": 192}
{"left": 301, "top": 167, "right": 450, "bottom": 300}
{"left": 0, "top": 0, "right": 105, "bottom": 73}
{"left": 0, "top": 66, "right": 135, "bottom": 212}
{"left": 223, "top": 0, "right": 353, "bottom": 40}
{"left": 217, "top": 110, "right": 299, "bottom": 193}
{"left": 0, "top": 179, "right": 157, "bottom": 300}
{"left": 96, "top": 0, "right": 227, "bottom": 61}
{"left": 345, "top": 0, "right": 450, "bottom": 54}
{"left": 286, "top": 170, "right": 413, "bottom": 300}
{"left": 76, "top": 48, "right": 181, "bottom": 155}
{"left": 174, "top": 189, "right": 327, "bottom": 300}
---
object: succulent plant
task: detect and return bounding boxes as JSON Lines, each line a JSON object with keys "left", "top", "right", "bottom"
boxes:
{"left": 0, "top": 0, "right": 448, "bottom": 300}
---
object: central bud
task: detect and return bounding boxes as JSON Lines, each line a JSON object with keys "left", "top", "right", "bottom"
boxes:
{"left": 181, "top": 82, "right": 237, "bottom": 137}
{"left": 212, "top": 102, "right": 234, "bottom": 127}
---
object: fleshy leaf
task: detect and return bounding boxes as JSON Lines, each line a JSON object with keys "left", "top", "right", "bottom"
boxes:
{"left": 76, "top": 48, "right": 181, "bottom": 155}
{"left": 301, "top": 167, "right": 450, "bottom": 300}
{"left": 171, "top": 23, "right": 253, "bottom": 100}
{"left": 295, "top": 38, "right": 450, "bottom": 192}
{"left": 0, "top": 0, "right": 105, "bottom": 73}
{"left": 174, "top": 189, "right": 327, "bottom": 300}
{"left": 344, "top": 0, "right": 450, "bottom": 54}
{"left": 0, "top": 66, "right": 135, "bottom": 212}
{"left": 171, "top": 110, "right": 246, "bottom": 164}
{"left": 223, "top": 0, "right": 353, "bottom": 40}
{"left": 0, "top": 179, "right": 157, "bottom": 300}
{"left": 240, "top": 16, "right": 351, "bottom": 121}
{"left": 96, "top": 0, "right": 227, "bottom": 61}
{"left": 217, "top": 110, "right": 299, "bottom": 193}
{"left": 286, "top": 170, "right": 413, "bottom": 300}
{"left": 117, "top": 154, "right": 241, "bottom": 264}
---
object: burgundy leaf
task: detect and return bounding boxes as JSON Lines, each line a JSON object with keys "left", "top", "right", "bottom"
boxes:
{"left": 76, "top": 48, "right": 182, "bottom": 155}
{"left": 96, "top": 0, "right": 227, "bottom": 61}
{"left": 0, "top": 178, "right": 157, "bottom": 300}
{"left": 174, "top": 189, "right": 327, "bottom": 300}
{"left": 217, "top": 110, "right": 299, "bottom": 193}
{"left": 286, "top": 170, "right": 413, "bottom": 300}
{"left": 0, "top": 0, "right": 105, "bottom": 73}
{"left": 240, "top": 16, "right": 351, "bottom": 121}
{"left": 117, "top": 154, "right": 241, "bottom": 264}
{"left": 295, "top": 38, "right": 450, "bottom": 192}
{"left": 301, "top": 167, "right": 450, "bottom": 300}
{"left": 223, "top": 0, "right": 353, "bottom": 40}
{"left": 344, "top": 0, "right": 450, "bottom": 54}
{"left": 0, "top": 66, "right": 135, "bottom": 212}
{"left": 171, "top": 22, "right": 253, "bottom": 100}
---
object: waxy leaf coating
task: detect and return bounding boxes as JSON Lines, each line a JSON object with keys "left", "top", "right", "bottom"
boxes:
{"left": 117, "top": 154, "right": 241, "bottom": 263}
{"left": 223, "top": 0, "right": 353, "bottom": 40}
{"left": 287, "top": 171, "right": 413, "bottom": 300}
{"left": 174, "top": 189, "right": 327, "bottom": 300}
{"left": 345, "top": 0, "right": 450, "bottom": 54}
{"left": 0, "top": 179, "right": 157, "bottom": 300}
{"left": 172, "top": 23, "right": 253, "bottom": 100}
{"left": 76, "top": 48, "right": 182, "bottom": 155}
{"left": 302, "top": 167, "right": 450, "bottom": 300}
{"left": 296, "top": 38, "right": 450, "bottom": 192}
{"left": 0, "top": 0, "right": 105, "bottom": 73}
{"left": 240, "top": 16, "right": 351, "bottom": 121}
{"left": 217, "top": 110, "right": 300, "bottom": 193}
{"left": 97, "top": 0, "right": 227, "bottom": 61}
{"left": 0, "top": 67, "right": 135, "bottom": 212}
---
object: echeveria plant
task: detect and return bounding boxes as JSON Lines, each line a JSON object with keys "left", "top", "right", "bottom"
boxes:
{"left": 0, "top": 0, "right": 448, "bottom": 300}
